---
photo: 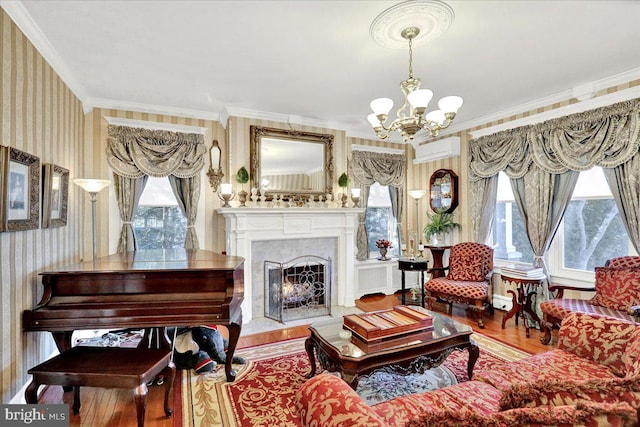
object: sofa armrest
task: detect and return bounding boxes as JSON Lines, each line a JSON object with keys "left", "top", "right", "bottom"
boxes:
{"left": 295, "top": 374, "right": 387, "bottom": 427}
{"left": 548, "top": 284, "right": 595, "bottom": 299}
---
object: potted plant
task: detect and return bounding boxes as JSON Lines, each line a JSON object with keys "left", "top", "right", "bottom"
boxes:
{"left": 375, "top": 239, "right": 392, "bottom": 261}
{"left": 423, "top": 208, "right": 461, "bottom": 246}
{"left": 338, "top": 172, "right": 350, "bottom": 208}
{"left": 236, "top": 166, "right": 249, "bottom": 207}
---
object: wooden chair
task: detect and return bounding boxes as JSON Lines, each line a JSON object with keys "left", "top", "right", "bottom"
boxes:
{"left": 424, "top": 242, "right": 494, "bottom": 328}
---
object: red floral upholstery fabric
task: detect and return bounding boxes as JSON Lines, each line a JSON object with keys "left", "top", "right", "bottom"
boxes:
{"left": 606, "top": 256, "right": 640, "bottom": 268}
{"left": 540, "top": 298, "right": 635, "bottom": 323}
{"left": 557, "top": 312, "right": 638, "bottom": 377}
{"left": 497, "top": 377, "right": 640, "bottom": 414}
{"left": 295, "top": 373, "right": 387, "bottom": 427}
{"left": 373, "top": 381, "right": 501, "bottom": 426}
{"left": 449, "top": 242, "right": 494, "bottom": 276}
{"left": 425, "top": 277, "right": 488, "bottom": 300}
{"left": 590, "top": 266, "right": 640, "bottom": 311}
{"left": 475, "top": 349, "right": 618, "bottom": 392}
{"left": 405, "top": 401, "right": 637, "bottom": 427}
{"left": 624, "top": 329, "right": 640, "bottom": 378}
{"left": 447, "top": 255, "right": 485, "bottom": 282}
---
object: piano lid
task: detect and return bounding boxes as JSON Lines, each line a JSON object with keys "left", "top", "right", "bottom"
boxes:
{"left": 41, "top": 249, "right": 244, "bottom": 275}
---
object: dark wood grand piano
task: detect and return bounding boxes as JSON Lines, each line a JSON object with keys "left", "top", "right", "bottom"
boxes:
{"left": 23, "top": 249, "right": 244, "bottom": 382}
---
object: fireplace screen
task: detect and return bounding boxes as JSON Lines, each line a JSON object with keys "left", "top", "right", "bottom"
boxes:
{"left": 265, "top": 255, "right": 331, "bottom": 323}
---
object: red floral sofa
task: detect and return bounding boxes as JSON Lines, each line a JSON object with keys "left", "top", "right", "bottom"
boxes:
{"left": 540, "top": 256, "right": 640, "bottom": 345}
{"left": 295, "top": 313, "right": 640, "bottom": 427}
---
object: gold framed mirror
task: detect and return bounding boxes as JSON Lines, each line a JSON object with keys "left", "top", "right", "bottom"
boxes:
{"left": 249, "top": 126, "right": 334, "bottom": 198}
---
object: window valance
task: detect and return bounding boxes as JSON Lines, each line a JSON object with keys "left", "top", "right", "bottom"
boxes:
{"left": 469, "top": 98, "right": 640, "bottom": 180}
{"left": 351, "top": 150, "right": 406, "bottom": 186}
{"left": 107, "top": 125, "right": 207, "bottom": 179}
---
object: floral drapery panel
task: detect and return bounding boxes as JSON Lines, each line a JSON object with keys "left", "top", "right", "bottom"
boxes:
{"left": 107, "top": 125, "right": 207, "bottom": 251}
{"left": 351, "top": 150, "right": 406, "bottom": 261}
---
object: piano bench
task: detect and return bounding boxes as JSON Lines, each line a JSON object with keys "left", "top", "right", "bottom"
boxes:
{"left": 25, "top": 346, "right": 175, "bottom": 427}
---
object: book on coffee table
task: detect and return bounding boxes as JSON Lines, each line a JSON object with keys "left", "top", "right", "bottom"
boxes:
{"left": 343, "top": 305, "right": 434, "bottom": 343}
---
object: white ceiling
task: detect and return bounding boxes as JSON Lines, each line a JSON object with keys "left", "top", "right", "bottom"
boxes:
{"left": 8, "top": 0, "right": 640, "bottom": 142}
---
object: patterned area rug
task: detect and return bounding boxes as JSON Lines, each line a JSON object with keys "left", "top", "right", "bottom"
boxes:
{"left": 181, "top": 334, "right": 530, "bottom": 427}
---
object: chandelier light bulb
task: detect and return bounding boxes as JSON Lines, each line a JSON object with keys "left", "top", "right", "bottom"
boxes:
{"left": 425, "top": 110, "right": 446, "bottom": 125}
{"left": 367, "top": 113, "right": 382, "bottom": 127}
{"left": 438, "top": 96, "right": 464, "bottom": 114}
{"left": 370, "top": 98, "right": 394, "bottom": 116}
{"left": 407, "top": 89, "right": 434, "bottom": 109}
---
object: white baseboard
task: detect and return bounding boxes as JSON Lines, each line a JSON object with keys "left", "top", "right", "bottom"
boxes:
{"left": 493, "top": 294, "right": 513, "bottom": 312}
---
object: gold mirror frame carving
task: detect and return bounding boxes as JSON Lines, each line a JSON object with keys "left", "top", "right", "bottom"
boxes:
{"left": 249, "top": 126, "right": 334, "bottom": 198}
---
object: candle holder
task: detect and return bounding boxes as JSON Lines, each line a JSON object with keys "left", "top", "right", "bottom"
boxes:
{"left": 218, "top": 183, "right": 235, "bottom": 208}
{"left": 207, "top": 140, "right": 224, "bottom": 191}
{"left": 351, "top": 188, "right": 361, "bottom": 208}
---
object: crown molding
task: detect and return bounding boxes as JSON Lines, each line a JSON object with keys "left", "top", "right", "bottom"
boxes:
{"left": 104, "top": 116, "right": 208, "bottom": 134}
{"left": 469, "top": 85, "right": 640, "bottom": 139}
{"left": 88, "top": 97, "right": 219, "bottom": 121}
{"left": 351, "top": 144, "right": 405, "bottom": 155}
{"left": 222, "top": 106, "right": 329, "bottom": 129}
{"left": 1, "top": 0, "right": 89, "bottom": 104}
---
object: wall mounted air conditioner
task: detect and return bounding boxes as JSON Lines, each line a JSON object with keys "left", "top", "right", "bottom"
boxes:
{"left": 412, "top": 136, "right": 460, "bottom": 164}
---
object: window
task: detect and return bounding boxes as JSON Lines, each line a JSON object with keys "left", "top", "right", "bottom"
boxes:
{"left": 133, "top": 177, "right": 186, "bottom": 249}
{"left": 365, "top": 183, "right": 399, "bottom": 258}
{"left": 493, "top": 172, "right": 534, "bottom": 264}
{"left": 493, "top": 168, "right": 636, "bottom": 283}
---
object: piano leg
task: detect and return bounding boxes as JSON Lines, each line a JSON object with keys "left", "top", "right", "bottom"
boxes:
{"left": 51, "top": 331, "right": 73, "bottom": 353}
{"left": 225, "top": 321, "right": 242, "bottom": 382}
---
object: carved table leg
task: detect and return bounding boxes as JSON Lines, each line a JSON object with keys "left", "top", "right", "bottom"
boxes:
{"left": 502, "top": 289, "right": 518, "bottom": 329}
{"left": 305, "top": 336, "right": 317, "bottom": 379}
{"left": 225, "top": 322, "right": 241, "bottom": 382}
{"left": 467, "top": 339, "right": 480, "bottom": 380}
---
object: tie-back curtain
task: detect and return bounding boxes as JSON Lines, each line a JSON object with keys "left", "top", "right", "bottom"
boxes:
{"left": 107, "top": 125, "right": 207, "bottom": 178}
{"left": 351, "top": 150, "right": 406, "bottom": 260}
{"left": 469, "top": 98, "right": 640, "bottom": 181}
{"left": 107, "top": 125, "right": 207, "bottom": 252}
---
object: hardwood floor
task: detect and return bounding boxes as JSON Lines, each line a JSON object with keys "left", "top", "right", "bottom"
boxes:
{"left": 36, "top": 292, "right": 555, "bottom": 426}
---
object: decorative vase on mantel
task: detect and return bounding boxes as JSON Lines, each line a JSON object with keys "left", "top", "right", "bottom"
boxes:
{"left": 379, "top": 248, "right": 388, "bottom": 260}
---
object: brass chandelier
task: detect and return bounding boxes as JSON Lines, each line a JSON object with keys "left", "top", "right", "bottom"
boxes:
{"left": 367, "top": 26, "right": 463, "bottom": 142}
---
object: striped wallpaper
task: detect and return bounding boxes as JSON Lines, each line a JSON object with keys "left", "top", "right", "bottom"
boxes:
{"left": 2, "top": 4, "right": 640, "bottom": 405}
{"left": 0, "top": 9, "right": 84, "bottom": 403}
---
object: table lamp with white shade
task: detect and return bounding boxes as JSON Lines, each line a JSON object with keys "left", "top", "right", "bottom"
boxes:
{"left": 74, "top": 178, "right": 111, "bottom": 261}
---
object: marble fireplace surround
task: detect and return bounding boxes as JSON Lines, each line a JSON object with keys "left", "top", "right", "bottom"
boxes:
{"left": 217, "top": 208, "right": 363, "bottom": 323}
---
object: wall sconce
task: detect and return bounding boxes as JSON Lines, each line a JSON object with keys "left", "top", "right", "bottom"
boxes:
{"left": 207, "top": 140, "right": 224, "bottom": 191}
{"left": 218, "top": 183, "right": 235, "bottom": 208}
{"left": 351, "top": 188, "right": 361, "bottom": 208}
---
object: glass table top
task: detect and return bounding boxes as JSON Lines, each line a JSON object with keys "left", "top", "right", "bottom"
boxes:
{"left": 309, "top": 308, "right": 472, "bottom": 359}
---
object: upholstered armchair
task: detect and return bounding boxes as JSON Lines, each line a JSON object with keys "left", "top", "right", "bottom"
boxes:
{"left": 424, "top": 242, "right": 494, "bottom": 328}
{"left": 539, "top": 256, "right": 640, "bottom": 345}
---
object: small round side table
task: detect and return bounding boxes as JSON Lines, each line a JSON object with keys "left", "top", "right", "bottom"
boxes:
{"left": 398, "top": 258, "right": 429, "bottom": 307}
{"left": 501, "top": 273, "right": 546, "bottom": 338}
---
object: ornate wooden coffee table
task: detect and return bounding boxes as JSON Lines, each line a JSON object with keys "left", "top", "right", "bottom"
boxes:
{"left": 305, "top": 309, "right": 478, "bottom": 389}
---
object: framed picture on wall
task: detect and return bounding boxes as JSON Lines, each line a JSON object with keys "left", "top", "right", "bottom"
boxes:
{"left": 0, "top": 146, "right": 40, "bottom": 232}
{"left": 42, "top": 163, "right": 69, "bottom": 228}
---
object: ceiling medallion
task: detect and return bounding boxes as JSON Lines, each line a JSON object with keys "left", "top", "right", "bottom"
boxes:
{"left": 370, "top": 0, "right": 455, "bottom": 49}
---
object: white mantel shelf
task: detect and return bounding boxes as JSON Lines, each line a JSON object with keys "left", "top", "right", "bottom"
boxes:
{"left": 216, "top": 207, "right": 364, "bottom": 324}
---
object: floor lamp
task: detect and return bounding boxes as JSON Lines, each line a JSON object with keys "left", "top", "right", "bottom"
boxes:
{"left": 74, "top": 179, "right": 111, "bottom": 262}
{"left": 408, "top": 190, "right": 427, "bottom": 259}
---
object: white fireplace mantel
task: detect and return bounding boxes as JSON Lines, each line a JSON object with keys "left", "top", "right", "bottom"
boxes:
{"left": 216, "top": 208, "right": 364, "bottom": 323}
